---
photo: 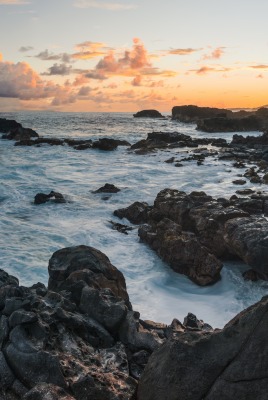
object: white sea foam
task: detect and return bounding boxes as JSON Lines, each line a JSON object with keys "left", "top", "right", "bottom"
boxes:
{"left": 0, "top": 112, "right": 267, "bottom": 328}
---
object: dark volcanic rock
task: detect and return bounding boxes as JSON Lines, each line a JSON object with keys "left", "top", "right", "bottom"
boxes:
{"left": 114, "top": 202, "right": 151, "bottom": 224}
{"left": 172, "top": 105, "right": 233, "bottom": 122}
{"left": 137, "top": 296, "right": 268, "bottom": 400}
{"left": 1, "top": 118, "right": 39, "bottom": 141}
{"left": 92, "top": 138, "right": 130, "bottom": 151}
{"left": 125, "top": 188, "right": 268, "bottom": 283}
{"left": 133, "top": 109, "right": 164, "bottom": 118}
{"left": 108, "top": 220, "right": 134, "bottom": 235}
{"left": 139, "top": 218, "right": 222, "bottom": 286}
{"left": 93, "top": 183, "right": 121, "bottom": 194}
{"left": 197, "top": 115, "right": 261, "bottom": 133}
{"left": 34, "top": 191, "right": 66, "bottom": 204}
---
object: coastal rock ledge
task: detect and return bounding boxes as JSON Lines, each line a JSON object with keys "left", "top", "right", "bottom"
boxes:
{"left": 0, "top": 245, "right": 268, "bottom": 400}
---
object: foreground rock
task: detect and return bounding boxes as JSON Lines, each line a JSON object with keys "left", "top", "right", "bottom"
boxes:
{"left": 93, "top": 183, "right": 121, "bottom": 194}
{"left": 1, "top": 246, "right": 268, "bottom": 399}
{"left": 133, "top": 110, "right": 164, "bottom": 118}
{"left": 138, "top": 296, "right": 268, "bottom": 400}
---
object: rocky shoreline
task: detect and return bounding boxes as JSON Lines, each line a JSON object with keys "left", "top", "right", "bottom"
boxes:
{"left": 1, "top": 109, "right": 268, "bottom": 399}
{"left": 0, "top": 245, "right": 267, "bottom": 399}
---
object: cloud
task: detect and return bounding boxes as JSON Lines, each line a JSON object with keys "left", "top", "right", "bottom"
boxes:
{"left": 73, "top": 0, "right": 136, "bottom": 10}
{"left": 191, "top": 65, "right": 230, "bottom": 75}
{"left": 85, "top": 70, "right": 107, "bottom": 80}
{"left": 42, "top": 63, "right": 73, "bottom": 76}
{"left": 0, "top": 0, "right": 30, "bottom": 4}
{"left": 0, "top": 57, "right": 74, "bottom": 105}
{"left": 19, "top": 46, "right": 34, "bottom": 52}
{"left": 131, "top": 75, "right": 142, "bottom": 86}
{"left": 96, "top": 38, "right": 150, "bottom": 75}
{"left": 0, "top": 53, "right": 2, "bottom": 62}
{"left": 202, "top": 47, "right": 225, "bottom": 60}
{"left": 257, "top": 74, "right": 264, "bottom": 79}
{"left": 72, "top": 41, "right": 108, "bottom": 60}
{"left": 34, "top": 49, "right": 72, "bottom": 63}
{"left": 250, "top": 64, "right": 268, "bottom": 69}
{"left": 78, "top": 86, "right": 92, "bottom": 96}
{"left": 168, "top": 48, "right": 202, "bottom": 55}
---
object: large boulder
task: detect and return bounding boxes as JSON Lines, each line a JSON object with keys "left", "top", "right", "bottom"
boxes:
{"left": 137, "top": 296, "right": 268, "bottom": 400}
{"left": 0, "top": 118, "right": 39, "bottom": 141}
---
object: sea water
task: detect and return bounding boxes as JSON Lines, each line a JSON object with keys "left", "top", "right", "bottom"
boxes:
{"left": 1, "top": 111, "right": 267, "bottom": 328}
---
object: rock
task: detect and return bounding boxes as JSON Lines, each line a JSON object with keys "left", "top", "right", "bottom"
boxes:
{"left": 133, "top": 109, "right": 164, "bottom": 118}
{"left": 137, "top": 296, "right": 268, "bottom": 400}
{"left": 108, "top": 220, "right": 134, "bottom": 235}
{"left": 92, "top": 138, "right": 129, "bottom": 151}
{"left": 0, "top": 351, "right": 15, "bottom": 390}
{"left": 232, "top": 179, "right": 246, "bottom": 185}
{"left": 9, "top": 310, "right": 38, "bottom": 328}
{"left": 23, "top": 383, "right": 75, "bottom": 400}
{"left": 114, "top": 202, "right": 151, "bottom": 224}
{"left": 0, "top": 118, "right": 39, "bottom": 141}
{"left": 79, "top": 287, "right": 128, "bottom": 332}
{"left": 224, "top": 217, "right": 268, "bottom": 278}
{"left": 34, "top": 191, "right": 66, "bottom": 205}
{"left": 93, "top": 183, "right": 121, "bottom": 193}
{"left": 47, "top": 245, "right": 130, "bottom": 304}
{"left": 231, "top": 131, "right": 268, "bottom": 148}
{"left": 172, "top": 105, "right": 233, "bottom": 122}
{"left": 197, "top": 116, "right": 261, "bottom": 133}
{"left": 138, "top": 218, "right": 222, "bottom": 286}
{"left": 243, "top": 269, "right": 259, "bottom": 281}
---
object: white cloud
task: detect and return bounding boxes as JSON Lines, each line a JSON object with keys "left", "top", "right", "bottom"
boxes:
{"left": 74, "top": 0, "right": 136, "bottom": 10}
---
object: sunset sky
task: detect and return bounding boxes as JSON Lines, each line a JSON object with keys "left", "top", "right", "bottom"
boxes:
{"left": 0, "top": 0, "right": 268, "bottom": 112}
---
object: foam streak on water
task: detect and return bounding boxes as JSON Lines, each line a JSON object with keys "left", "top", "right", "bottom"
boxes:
{"left": 0, "top": 111, "right": 267, "bottom": 328}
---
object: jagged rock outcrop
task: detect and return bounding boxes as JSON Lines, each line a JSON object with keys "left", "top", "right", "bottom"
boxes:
{"left": 115, "top": 189, "right": 268, "bottom": 284}
{"left": 133, "top": 110, "right": 164, "bottom": 118}
{"left": 137, "top": 295, "right": 268, "bottom": 400}
{"left": 1, "top": 118, "right": 39, "bottom": 141}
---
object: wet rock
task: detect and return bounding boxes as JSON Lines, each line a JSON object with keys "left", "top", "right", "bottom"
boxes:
{"left": 92, "top": 138, "right": 129, "bottom": 151}
{"left": 231, "top": 131, "right": 268, "bottom": 148}
{"left": 139, "top": 218, "right": 222, "bottom": 286}
{"left": 9, "top": 310, "right": 38, "bottom": 328}
{"left": 137, "top": 296, "right": 268, "bottom": 400}
{"left": 0, "top": 118, "right": 39, "bottom": 141}
{"left": 108, "top": 220, "right": 134, "bottom": 235}
{"left": 114, "top": 201, "right": 151, "bottom": 224}
{"left": 133, "top": 109, "right": 164, "bottom": 118}
{"left": 232, "top": 179, "right": 246, "bottom": 185}
{"left": 243, "top": 269, "right": 259, "bottom": 281}
{"left": 34, "top": 191, "right": 66, "bottom": 205}
{"left": 93, "top": 183, "right": 121, "bottom": 193}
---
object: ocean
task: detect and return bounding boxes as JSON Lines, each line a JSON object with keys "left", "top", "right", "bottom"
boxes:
{"left": 1, "top": 111, "right": 267, "bottom": 328}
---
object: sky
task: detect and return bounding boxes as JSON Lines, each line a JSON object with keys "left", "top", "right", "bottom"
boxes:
{"left": 0, "top": 0, "right": 268, "bottom": 112}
